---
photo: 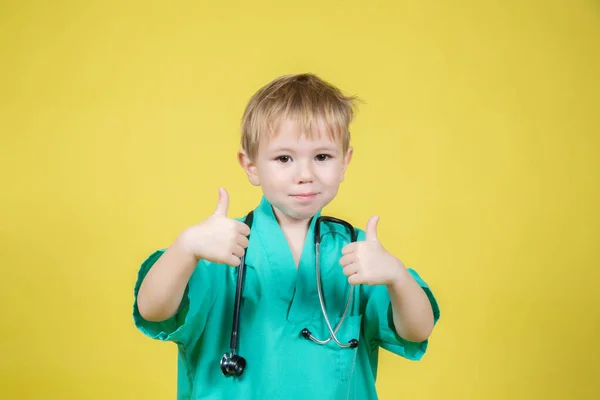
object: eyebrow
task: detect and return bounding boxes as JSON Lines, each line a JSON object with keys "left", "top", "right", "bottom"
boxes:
{"left": 271, "top": 147, "right": 339, "bottom": 153}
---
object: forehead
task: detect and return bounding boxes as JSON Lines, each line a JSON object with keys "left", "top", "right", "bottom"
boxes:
{"left": 262, "top": 118, "right": 342, "bottom": 150}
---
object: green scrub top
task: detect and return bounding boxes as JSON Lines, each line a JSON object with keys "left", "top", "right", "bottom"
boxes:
{"left": 133, "top": 196, "right": 440, "bottom": 399}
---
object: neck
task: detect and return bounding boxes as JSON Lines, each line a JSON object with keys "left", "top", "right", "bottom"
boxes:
{"left": 272, "top": 206, "right": 311, "bottom": 268}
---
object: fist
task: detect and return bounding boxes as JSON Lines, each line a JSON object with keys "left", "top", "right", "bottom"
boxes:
{"left": 178, "top": 188, "right": 251, "bottom": 267}
{"left": 339, "top": 216, "right": 404, "bottom": 286}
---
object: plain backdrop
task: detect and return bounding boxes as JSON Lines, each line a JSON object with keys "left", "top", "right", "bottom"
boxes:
{"left": 1, "top": 1, "right": 599, "bottom": 399}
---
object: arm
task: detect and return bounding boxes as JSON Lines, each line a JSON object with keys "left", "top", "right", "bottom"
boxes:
{"left": 137, "top": 236, "right": 198, "bottom": 322}
{"left": 136, "top": 188, "right": 250, "bottom": 323}
{"left": 386, "top": 264, "right": 435, "bottom": 343}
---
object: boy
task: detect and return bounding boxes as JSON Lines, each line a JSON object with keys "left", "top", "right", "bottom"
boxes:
{"left": 133, "top": 73, "right": 440, "bottom": 399}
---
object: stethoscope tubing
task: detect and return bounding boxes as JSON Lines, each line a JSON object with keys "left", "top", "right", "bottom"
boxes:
{"left": 222, "top": 212, "right": 359, "bottom": 377}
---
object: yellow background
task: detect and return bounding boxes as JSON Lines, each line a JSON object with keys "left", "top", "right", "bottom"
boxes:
{"left": 1, "top": 0, "right": 598, "bottom": 399}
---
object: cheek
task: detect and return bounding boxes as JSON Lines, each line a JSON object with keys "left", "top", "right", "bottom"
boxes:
{"left": 320, "top": 164, "right": 344, "bottom": 183}
{"left": 259, "top": 165, "right": 287, "bottom": 186}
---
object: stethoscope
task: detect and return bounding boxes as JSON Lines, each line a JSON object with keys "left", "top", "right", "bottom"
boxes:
{"left": 220, "top": 211, "right": 359, "bottom": 377}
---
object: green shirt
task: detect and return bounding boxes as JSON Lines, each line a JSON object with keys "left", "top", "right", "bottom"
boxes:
{"left": 133, "top": 196, "right": 440, "bottom": 399}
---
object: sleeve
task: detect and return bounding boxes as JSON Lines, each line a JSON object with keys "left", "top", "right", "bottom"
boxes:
{"left": 132, "top": 249, "right": 217, "bottom": 349}
{"left": 355, "top": 229, "right": 441, "bottom": 361}
{"left": 361, "top": 269, "right": 440, "bottom": 361}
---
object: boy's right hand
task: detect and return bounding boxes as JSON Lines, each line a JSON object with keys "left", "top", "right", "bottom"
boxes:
{"left": 177, "top": 188, "right": 251, "bottom": 267}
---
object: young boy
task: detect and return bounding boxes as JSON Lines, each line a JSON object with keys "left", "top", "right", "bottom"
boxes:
{"left": 133, "top": 73, "right": 440, "bottom": 399}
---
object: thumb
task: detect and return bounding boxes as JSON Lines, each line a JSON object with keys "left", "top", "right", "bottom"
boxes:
{"left": 365, "top": 216, "right": 380, "bottom": 241}
{"left": 214, "top": 188, "right": 229, "bottom": 216}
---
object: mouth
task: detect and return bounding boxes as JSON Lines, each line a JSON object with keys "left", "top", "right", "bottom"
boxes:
{"left": 290, "top": 192, "right": 319, "bottom": 200}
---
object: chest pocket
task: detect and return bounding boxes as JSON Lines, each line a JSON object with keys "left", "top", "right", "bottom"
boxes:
{"left": 303, "top": 312, "right": 363, "bottom": 382}
{"left": 335, "top": 314, "right": 362, "bottom": 381}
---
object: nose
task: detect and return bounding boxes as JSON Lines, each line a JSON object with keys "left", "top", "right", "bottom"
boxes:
{"left": 294, "top": 160, "right": 314, "bottom": 184}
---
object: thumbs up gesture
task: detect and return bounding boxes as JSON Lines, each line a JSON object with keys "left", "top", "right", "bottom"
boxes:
{"left": 178, "top": 188, "right": 251, "bottom": 267}
{"left": 339, "top": 216, "right": 405, "bottom": 286}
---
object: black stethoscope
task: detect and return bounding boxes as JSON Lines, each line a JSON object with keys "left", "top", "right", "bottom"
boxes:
{"left": 220, "top": 211, "right": 359, "bottom": 377}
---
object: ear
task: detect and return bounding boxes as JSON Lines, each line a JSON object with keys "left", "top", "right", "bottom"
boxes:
{"left": 340, "top": 146, "right": 354, "bottom": 182}
{"left": 237, "top": 149, "right": 261, "bottom": 186}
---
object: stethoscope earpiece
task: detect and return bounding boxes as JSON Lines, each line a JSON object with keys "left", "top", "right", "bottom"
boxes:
{"left": 300, "top": 328, "right": 359, "bottom": 349}
{"left": 220, "top": 352, "right": 246, "bottom": 377}
{"left": 301, "top": 328, "right": 311, "bottom": 339}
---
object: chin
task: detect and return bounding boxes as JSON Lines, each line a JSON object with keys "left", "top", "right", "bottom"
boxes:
{"left": 282, "top": 207, "right": 317, "bottom": 221}
{"left": 291, "top": 200, "right": 332, "bottom": 220}
{"left": 273, "top": 202, "right": 318, "bottom": 222}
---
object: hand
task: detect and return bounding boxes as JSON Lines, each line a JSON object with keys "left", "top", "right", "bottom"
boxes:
{"left": 339, "top": 216, "right": 406, "bottom": 286}
{"left": 177, "top": 188, "right": 251, "bottom": 266}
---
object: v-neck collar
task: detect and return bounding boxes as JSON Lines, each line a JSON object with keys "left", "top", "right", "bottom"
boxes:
{"left": 245, "top": 196, "right": 322, "bottom": 322}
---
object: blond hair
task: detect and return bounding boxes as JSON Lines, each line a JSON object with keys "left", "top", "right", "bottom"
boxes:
{"left": 241, "top": 73, "right": 358, "bottom": 160}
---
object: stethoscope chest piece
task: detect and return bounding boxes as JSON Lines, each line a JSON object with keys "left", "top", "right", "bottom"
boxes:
{"left": 220, "top": 352, "right": 246, "bottom": 377}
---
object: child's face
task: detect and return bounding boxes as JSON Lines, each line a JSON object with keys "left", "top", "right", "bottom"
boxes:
{"left": 240, "top": 119, "right": 353, "bottom": 223}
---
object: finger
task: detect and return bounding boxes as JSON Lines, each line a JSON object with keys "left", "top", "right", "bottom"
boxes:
{"left": 232, "top": 245, "right": 245, "bottom": 258}
{"left": 214, "top": 188, "right": 229, "bottom": 216}
{"left": 227, "top": 255, "right": 241, "bottom": 267}
{"left": 365, "top": 215, "right": 380, "bottom": 241}
{"left": 339, "top": 253, "right": 356, "bottom": 267}
{"left": 235, "top": 220, "right": 251, "bottom": 236}
{"left": 342, "top": 263, "right": 360, "bottom": 277}
{"left": 237, "top": 235, "right": 249, "bottom": 249}
{"left": 348, "top": 273, "right": 363, "bottom": 286}
{"left": 341, "top": 242, "right": 357, "bottom": 255}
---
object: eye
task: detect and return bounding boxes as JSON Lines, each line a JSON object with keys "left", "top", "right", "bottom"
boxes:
{"left": 276, "top": 155, "right": 292, "bottom": 163}
{"left": 315, "top": 154, "right": 331, "bottom": 161}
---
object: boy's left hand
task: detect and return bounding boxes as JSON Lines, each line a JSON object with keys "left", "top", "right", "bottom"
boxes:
{"left": 339, "top": 216, "right": 406, "bottom": 286}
